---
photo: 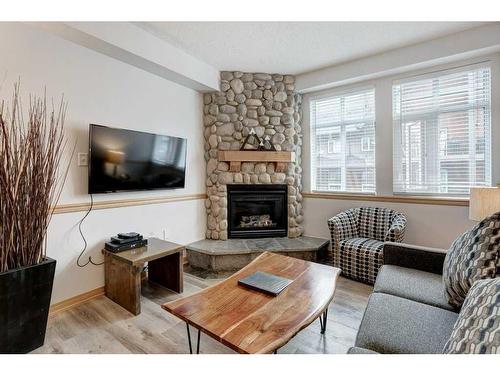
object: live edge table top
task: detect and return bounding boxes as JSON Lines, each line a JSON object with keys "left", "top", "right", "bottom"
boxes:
{"left": 102, "top": 237, "right": 184, "bottom": 266}
{"left": 162, "top": 251, "right": 340, "bottom": 354}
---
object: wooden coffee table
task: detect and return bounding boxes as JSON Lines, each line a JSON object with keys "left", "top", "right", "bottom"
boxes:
{"left": 162, "top": 251, "right": 340, "bottom": 354}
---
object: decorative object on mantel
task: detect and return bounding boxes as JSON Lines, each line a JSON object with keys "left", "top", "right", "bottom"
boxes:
{"left": 218, "top": 150, "right": 295, "bottom": 173}
{"left": 240, "top": 128, "right": 262, "bottom": 150}
{"left": 240, "top": 129, "right": 276, "bottom": 152}
{"left": 0, "top": 82, "right": 72, "bottom": 353}
{"left": 261, "top": 135, "right": 276, "bottom": 151}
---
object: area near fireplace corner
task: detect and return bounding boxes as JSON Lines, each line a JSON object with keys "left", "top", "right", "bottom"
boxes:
{"left": 227, "top": 184, "right": 288, "bottom": 238}
{"left": 203, "top": 72, "right": 303, "bottom": 241}
{"left": 185, "top": 237, "right": 329, "bottom": 278}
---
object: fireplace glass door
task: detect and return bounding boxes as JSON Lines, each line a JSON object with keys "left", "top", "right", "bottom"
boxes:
{"left": 227, "top": 184, "right": 287, "bottom": 239}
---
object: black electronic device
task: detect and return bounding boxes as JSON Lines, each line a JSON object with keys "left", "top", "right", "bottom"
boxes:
{"left": 117, "top": 232, "right": 141, "bottom": 239}
{"left": 104, "top": 238, "right": 148, "bottom": 253}
{"left": 89, "top": 124, "right": 187, "bottom": 194}
{"left": 104, "top": 232, "right": 147, "bottom": 253}
{"left": 110, "top": 235, "right": 143, "bottom": 245}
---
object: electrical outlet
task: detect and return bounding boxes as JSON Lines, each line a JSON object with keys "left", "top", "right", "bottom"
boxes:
{"left": 77, "top": 152, "right": 88, "bottom": 167}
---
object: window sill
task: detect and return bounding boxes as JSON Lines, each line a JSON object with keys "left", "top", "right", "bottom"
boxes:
{"left": 302, "top": 192, "right": 469, "bottom": 207}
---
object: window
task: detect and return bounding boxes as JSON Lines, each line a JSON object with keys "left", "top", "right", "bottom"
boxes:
{"left": 310, "top": 88, "right": 376, "bottom": 193}
{"left": 327, "top": 138, "right": 340, "bottom": 154}
{"left": 393, "top": 67, "right": 491, "bottom": 195}
{"left": 361, "top": 136, "right": 374, "bottom": 152}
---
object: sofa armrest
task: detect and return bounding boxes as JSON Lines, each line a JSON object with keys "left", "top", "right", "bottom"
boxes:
{"left": 383, "top": 242, "right": 447, "bottom": 275}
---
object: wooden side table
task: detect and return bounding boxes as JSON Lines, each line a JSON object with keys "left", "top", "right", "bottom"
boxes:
{"left": 102, "top": 237, "right": 184, "bottom": 315}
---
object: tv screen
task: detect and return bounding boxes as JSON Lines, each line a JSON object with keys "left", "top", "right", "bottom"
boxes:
{"left": 88, "top": 124, "right": 187, "bottom": 194}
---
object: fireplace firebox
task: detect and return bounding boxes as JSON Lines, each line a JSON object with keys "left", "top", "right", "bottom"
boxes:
{"left": 227, "top": 184, "right": 287, "bottom": 239}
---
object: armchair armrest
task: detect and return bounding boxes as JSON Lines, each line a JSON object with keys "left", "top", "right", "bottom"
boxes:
{"left": 384, "top": 213, "right": 407, "bottom": 242}
{"left": 328, "top": 209, "right": 359, "bottom": 243}
{"left": 383, "top": 242, "right": 447, "bottom": 275}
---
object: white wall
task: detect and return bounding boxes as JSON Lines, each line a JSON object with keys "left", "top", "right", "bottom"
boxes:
{"left": 0, "top": 23, "right": 207, "bottom": 303}
{"left": 302, "top": 54, "right": 500, "bottom": 249}
{"left": 303, "top": 198, "right": 471, "bottom": 249}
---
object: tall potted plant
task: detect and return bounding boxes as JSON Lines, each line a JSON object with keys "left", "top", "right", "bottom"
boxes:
{"left": 0, "top": 84, "right": 69, "bottom": 353}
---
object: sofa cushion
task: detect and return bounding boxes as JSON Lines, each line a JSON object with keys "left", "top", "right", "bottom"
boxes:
{"left": 443, "top": 212, "right": 500, "bottom": 309}
{"left": 347, "top": 347, "right": 378, "bottom": 354}
{"left": 339, "top": 238, "right": 384, "bottom": 285}
{"left": 355, "top": 293, "right": 458, "bottom": 354}
{"left": 357, "top": 207, "right": 395, "bottom": 241}
{"left": 374, "top": 265, "right": 455, "bottom": 311}
{"left": 443, "top": 278, "right": 500, "bottom": 354}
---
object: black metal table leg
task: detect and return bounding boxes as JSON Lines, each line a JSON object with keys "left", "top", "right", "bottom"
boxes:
{"left": 186, "top": 323, "right": 193, "bottom": 354}
{"left": 196, "top": 328, "right": 201, "bottom": 354}
{"left": 186, "top": 322, "right": 201, "bottom": 354}
{"left": 319, "top": 309, "right": 328, "bottom": 334}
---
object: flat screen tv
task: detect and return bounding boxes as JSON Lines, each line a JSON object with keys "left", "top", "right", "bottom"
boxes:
{"left": 88, "top": 124, "right": 187, "bottom": 194}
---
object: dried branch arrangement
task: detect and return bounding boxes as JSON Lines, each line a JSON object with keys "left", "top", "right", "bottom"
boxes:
{"left": 0, "top": 83, "right": 70, "bottom": 273}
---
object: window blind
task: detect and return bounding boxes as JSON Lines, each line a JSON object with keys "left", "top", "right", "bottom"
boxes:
{"left": 393, "top": 67, "right": 491, "bottom": 195}
{"left": 310, "top": 88, "right": 376, "bottom": 193}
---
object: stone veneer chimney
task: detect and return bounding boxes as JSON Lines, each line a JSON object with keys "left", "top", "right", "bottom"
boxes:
{"left": 203, "top": 71, "right": 304, "bottom": 240}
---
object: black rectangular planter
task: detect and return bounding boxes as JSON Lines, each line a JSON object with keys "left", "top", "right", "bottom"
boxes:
{"left": 0, "top": 257, "right": 56, "bottom": 353}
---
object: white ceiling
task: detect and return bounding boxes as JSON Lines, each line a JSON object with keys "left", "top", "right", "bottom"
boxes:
{"left": 137, "top": 22, "right": 488, "bottom": 75}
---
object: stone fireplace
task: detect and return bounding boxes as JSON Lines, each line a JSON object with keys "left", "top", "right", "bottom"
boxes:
{"left": 227, "top": 184, "right": 287, "bottom": 239}
{"left": 203, "top": 71, "right": 304, "bottom": 240}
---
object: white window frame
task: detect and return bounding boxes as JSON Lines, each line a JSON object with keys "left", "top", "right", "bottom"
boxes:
{"left": 327, "top": 138, "right": 340, "bottom": 154}
{"left": 361, "top": 136, "right": 373, "bottom": 152}
{"left": 392, "top": 63, "right": 492, "bottom": 196}
{"left": 309, "top": 86, "right": 376, "bottom": 194}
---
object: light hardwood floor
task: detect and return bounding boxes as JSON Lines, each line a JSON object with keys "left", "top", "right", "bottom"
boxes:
{"left": 33, "top": 274, "right": 372, "bottom": 354}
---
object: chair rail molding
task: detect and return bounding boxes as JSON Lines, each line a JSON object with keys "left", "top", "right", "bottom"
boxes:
{"left": 303, "top": 192, "right": 469, "bottom": 207}
{"left": 53, "top": 193, "right": 208, "bottom": 214}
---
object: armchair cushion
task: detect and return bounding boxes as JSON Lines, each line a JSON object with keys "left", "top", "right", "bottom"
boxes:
{"left": 443, "top": 212, "right": 500, "bottom": 309}
{"left": 339, "top": 238, "right": 384, "bottom": 285}
{"left": 358, "top": 207, "right": 396, "bottom": 241}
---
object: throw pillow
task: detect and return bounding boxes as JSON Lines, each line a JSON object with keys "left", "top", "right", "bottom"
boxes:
{"left": 442, "top": 212, "right": 500, "bottom": 309}
{"left": 443, "top": 278, "right": 500, "bottom": 354}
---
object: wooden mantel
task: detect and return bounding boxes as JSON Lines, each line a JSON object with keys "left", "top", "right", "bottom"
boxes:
{"left": 218, "top": 150, "right": 295, "bottom": 172}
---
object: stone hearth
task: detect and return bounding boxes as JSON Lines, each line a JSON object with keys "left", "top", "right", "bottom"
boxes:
{"left": 186, "top": 236, "right": 329, "bottom": 278}
{"left": 203, "top": 71, "right": 303, "bottom": 240}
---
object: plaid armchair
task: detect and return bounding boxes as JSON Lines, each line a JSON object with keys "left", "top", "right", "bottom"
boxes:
{"left": 328, "top": 207, "right": 407, "bottom": 285}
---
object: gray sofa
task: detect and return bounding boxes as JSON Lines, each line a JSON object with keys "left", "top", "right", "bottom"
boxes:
{"left": 349, "top": 242, "right": 459, "bottom": 354}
